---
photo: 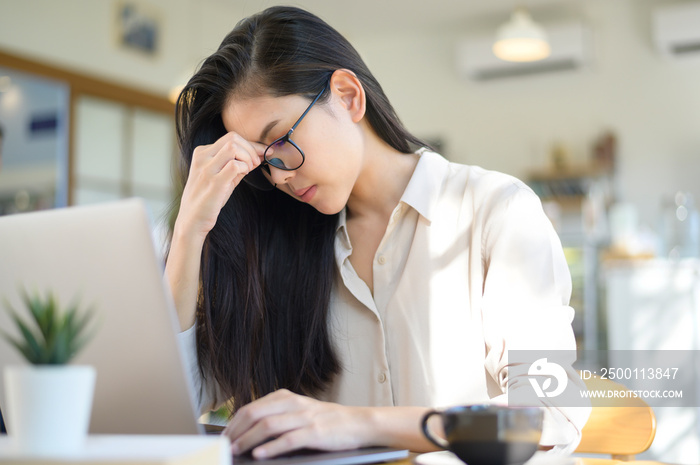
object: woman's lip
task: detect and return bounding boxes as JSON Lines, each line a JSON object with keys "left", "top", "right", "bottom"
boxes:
{"left": 296, "top": 185, "right": 317, "bottom": 202}
{"left": 293, "top": 186, "right": 310, "bottom": 197}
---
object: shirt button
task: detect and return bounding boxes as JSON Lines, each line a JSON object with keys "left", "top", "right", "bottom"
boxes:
{"left": 378, "top": 372, "right": 387, "bottom": 383}
{"left": 377, "top": 255, "right": 387, "bottom": 265}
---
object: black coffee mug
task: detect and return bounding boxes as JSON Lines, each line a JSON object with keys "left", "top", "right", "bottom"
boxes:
{"left": 421, "top": 405, "right": 543, "bottom": 465}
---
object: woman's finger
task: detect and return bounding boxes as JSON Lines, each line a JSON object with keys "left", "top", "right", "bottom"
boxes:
{"left": 224, "top": 390, "right": 303, "bottom": 441}
{"left": 204, "top": 143, "right": 253, "bottom": 176}
{"left": 230, "top": 411, "right": 308, "bottom": 456}
{"left": 198, "top": 131, "right": 265, "bottom": 158}
{"left": 222, "top": 158, "right": 253, "bottom": 190}
{"left": 191, "top": 132, "right": 265, "bottom": 177}
{"left": 250, "top": 426, "right": 314, "bottom": 459}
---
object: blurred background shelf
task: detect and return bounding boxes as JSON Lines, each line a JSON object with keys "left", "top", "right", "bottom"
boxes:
{"left": 603, "top": 258, "right": 700, "bottom": 464}
{"left": 527, "top": 160, "right": 615, "bottom": 366}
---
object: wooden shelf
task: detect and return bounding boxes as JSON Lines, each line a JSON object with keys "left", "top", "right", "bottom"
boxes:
{"left": 527, "top": 163, "right": 613, "bottom": 206}
{"left": 528, "top": 164, "right": 613, "bottom": 182}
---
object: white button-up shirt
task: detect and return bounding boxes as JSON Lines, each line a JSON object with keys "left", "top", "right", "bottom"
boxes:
{"left": 179, "top": 151, "right": 589, "bottom": 453}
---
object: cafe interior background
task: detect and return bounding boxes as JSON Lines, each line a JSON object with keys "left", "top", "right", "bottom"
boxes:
{"left": 0, "top": 0, "right": 699, "bottom": 462}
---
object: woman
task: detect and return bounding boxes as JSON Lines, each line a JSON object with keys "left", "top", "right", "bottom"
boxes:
{"left": 166, "top": 5, "right": 589, "bottom": 460}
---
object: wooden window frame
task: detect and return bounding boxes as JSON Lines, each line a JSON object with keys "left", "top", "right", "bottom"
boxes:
{"left": 0, "top": 48, "right": 174, "bottom": 205}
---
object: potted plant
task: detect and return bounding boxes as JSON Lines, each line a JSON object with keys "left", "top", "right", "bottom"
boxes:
{"left": 1, "top": 289, "right": 97, "bottom": 455}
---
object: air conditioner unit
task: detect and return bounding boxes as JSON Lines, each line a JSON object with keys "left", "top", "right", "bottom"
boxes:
{"left": 455, "top": 21, "right": 592, "bottom": 81}
{"left": 652, "top": 2, "right": 700, "bottom": 59}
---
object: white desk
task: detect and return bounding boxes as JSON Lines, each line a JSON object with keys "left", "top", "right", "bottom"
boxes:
{"left": 0, "top": 434, "right": 230, "bottom": 465}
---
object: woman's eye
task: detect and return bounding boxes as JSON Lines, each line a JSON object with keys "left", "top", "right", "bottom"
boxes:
{"left": 268, "top": 157, "right": 287, "bottom": 169}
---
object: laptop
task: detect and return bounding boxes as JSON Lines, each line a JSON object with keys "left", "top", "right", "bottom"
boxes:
{"left": 0, "top": 199, "right": 407, "bottom": 464}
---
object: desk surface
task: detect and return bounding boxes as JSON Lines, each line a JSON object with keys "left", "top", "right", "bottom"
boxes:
{"left": 0, "top": 434, "right": 229, "bottom": 464}
{"left": 398, "top": 452, "right": 672, "bottom": 465}
{"left": 0, "top": 436, "right": 675, "bottom": 465}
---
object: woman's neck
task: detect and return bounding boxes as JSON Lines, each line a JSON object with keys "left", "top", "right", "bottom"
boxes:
{"left": 345, "top": 135, "right": 419, "bottom": 221}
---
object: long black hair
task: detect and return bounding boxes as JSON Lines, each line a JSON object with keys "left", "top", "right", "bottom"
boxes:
{"left": 172, "top": 6, "right": 426, "bottom": 412}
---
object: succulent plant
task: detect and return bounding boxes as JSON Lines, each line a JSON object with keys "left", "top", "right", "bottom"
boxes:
{"left": 1, "top": 289, "right": 96, "bottom": 365}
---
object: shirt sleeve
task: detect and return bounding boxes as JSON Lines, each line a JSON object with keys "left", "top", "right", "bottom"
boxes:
{"left": 176, "top": 324, "right": 225, "bottom": 416}
{"left": 478, "top": 181, "right": 591, "bottom": 454}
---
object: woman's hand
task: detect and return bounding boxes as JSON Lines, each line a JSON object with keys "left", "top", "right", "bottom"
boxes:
{"left": 222, "top": 390, "right": 440, "bottom": 459}
{"left": 177, "top": 132, "right": 267, "bottom": 240}
{"left": 223, "top": 390, "right": 376, "bottom": 459}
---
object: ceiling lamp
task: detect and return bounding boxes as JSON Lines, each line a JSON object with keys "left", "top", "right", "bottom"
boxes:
{"left": 493, "top": 8, "right": 551, "bottom": 62}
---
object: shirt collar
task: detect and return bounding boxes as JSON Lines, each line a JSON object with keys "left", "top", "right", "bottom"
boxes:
{"left": 399, "top": 149, "right": 449, "bottom": 225}
{"left": 335, "top": 208, "right": 352, "bottom": 261}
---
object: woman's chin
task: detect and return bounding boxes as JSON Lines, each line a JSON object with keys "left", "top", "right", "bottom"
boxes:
{"left": 310, "top": 198, "right": 345, "bottom": 216}
{"left": 314, "top": 205, "right": 344, "bottom": 216}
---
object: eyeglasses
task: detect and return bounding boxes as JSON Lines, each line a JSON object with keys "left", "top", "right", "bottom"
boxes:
{"left": 243, "top": 83, "right": 328, "bottom": 190}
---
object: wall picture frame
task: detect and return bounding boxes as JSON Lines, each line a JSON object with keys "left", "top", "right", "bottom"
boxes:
{"left": 115, "top": 2, "right": 161, "bottom": 56}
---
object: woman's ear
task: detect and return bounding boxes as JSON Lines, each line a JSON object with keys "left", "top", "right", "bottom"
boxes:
{"left": 329, "top": 69, "right": 366, "bottom": 123}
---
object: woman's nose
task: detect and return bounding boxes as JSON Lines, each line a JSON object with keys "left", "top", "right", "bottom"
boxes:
{"left": 269, "top": 166, "right": 295, "bottom": 186}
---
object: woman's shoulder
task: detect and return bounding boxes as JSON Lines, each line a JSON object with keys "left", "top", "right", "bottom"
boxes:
{"left": 412, "top": 151, "right": 547, "bottom": 233}
{"left": 413, "top": 150, "right": 542, "bottom": 220}
{"left": 420, "top": 151, "right": 535, "bottom": 202}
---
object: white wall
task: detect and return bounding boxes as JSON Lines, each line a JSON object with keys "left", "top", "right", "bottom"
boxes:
{"left": 1, "top": 0, "right": 699, "bottom": 231}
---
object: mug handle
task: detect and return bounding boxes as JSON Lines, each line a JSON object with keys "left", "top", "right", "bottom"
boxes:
{"left": 420, "top": 409, "right": 450, "bottom": 450}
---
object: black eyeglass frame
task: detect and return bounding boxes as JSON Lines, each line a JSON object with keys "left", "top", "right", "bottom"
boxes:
{"left": 263, "top": 83, "right": 328, "bottom": 171}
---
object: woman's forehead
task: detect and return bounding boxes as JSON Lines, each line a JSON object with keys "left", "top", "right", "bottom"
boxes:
{"left": 221, "top": 94, "right": 302, "bottom": 142}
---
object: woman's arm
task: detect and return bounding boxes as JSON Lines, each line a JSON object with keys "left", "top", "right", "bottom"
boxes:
{"left": 223, "top": 390, "right": 440, "bottom": 458}
{"left": 478, "top": 183, "right": 591, "bottom": 453}
{"left": 165, "top": 132, "right": 265, "bottom": 330}
{"left": 166, "top": 223, "right": 206, "bottom": 331}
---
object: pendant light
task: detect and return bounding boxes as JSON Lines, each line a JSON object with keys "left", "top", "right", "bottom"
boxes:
{"left": 493, "top": 8, "right": 551, "bottom": 62}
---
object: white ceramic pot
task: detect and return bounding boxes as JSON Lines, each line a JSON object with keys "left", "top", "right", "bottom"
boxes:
{"left": 4, "top": 365, "right": 96, "bottom": 455}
